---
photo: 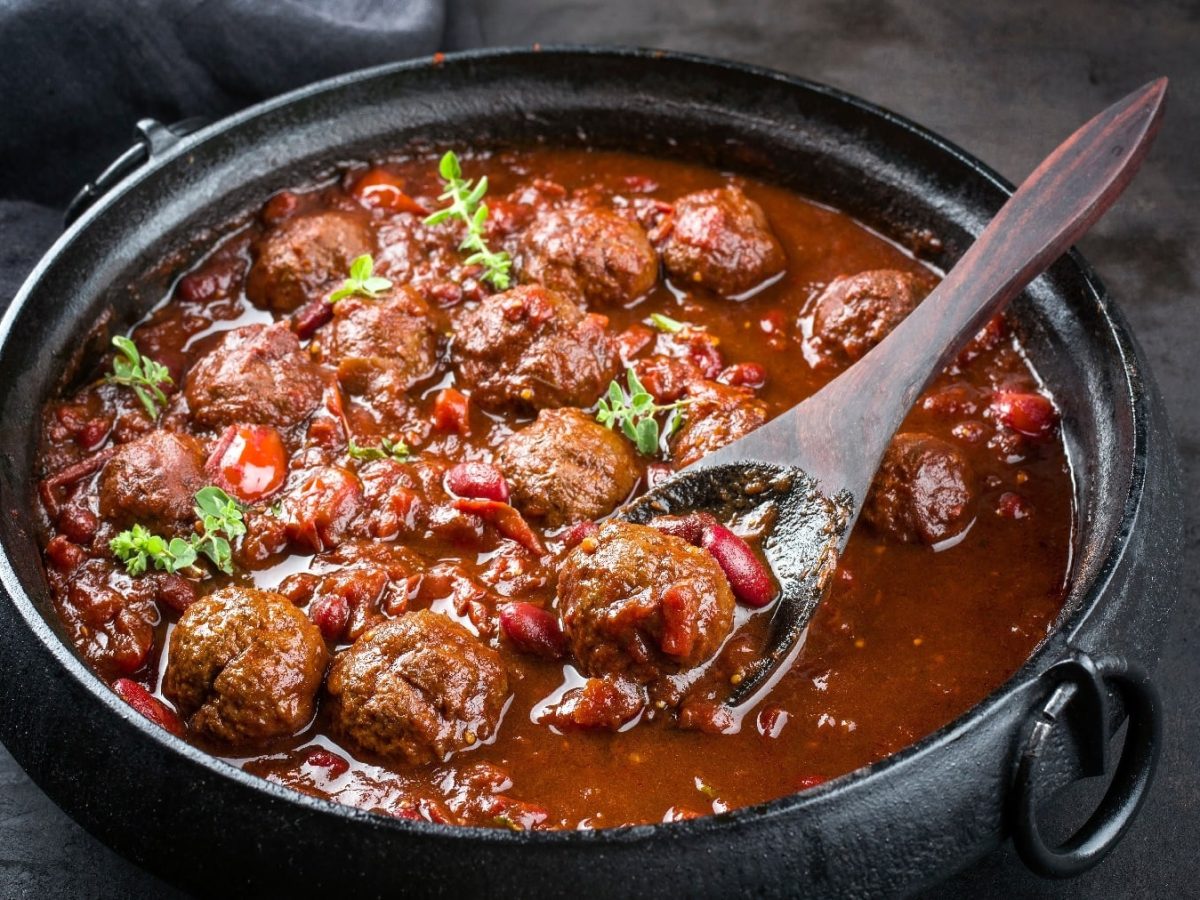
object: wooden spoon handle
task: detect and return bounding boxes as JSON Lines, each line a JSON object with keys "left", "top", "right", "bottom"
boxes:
{"left": 768, "top": 78, "right": 1167, "bottom": 498}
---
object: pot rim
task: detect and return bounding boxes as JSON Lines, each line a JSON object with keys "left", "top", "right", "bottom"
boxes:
{"left": 0, "top": 44, "right": 1149, "bottom": 847}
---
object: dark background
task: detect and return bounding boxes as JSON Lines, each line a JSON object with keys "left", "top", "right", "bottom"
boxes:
{"left": 1, "top": 0, "right": 1196, "bottom": 896}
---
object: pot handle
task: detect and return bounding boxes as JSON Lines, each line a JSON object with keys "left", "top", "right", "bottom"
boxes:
{"left": 1011, "top": 652, "right": 1161, "bottom": 878}
{"left": 64, "top": 117, "right": 207, "bottom": 227}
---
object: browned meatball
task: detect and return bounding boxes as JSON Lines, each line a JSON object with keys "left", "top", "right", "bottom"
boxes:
{"left": 863, "top": 433, "right": 976, "bottom": 545}
{"left": 246, "top": 211, "right": 374, "bottom": 312}
{"left": 810, "top": 269, "right": 932, "bottom": 364}
{"left": 163, "top": 586, "right": 328, "bottom": 744}
{"left": 185, "top": 323, "right": 323, "bottom": 429}
{"left": 516, "top": 205, "right": 658, "bottom": 306}
{"left": 453, "top": 285, "right": 620, "bottom": 413}
{"left": 329, "top": 287, "right": 438, "bottom": 393}
{"left": 558, "top": 521, "right": 735, "bottom": 682}
{"left": 670, "top": 380, "right": 768, "bottom": 468}
{"left": 325, "top": 610, "right": 508, "bottom": 764}
{"left": 498, "top": 408, "right": 639, "bottom": 527}
{"left": 98, "top": 430, "right": 206, "bottom": 533}
{"left": 659, "top": 186, "right": 785, "bottom": 297}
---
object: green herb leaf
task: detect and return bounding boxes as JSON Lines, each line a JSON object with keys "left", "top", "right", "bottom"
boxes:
{"left": 328, "top": 253, "right": 393, "bottom": 304}
{"left": 593, "top": 367, "right": 690, "bottom": 458}
{"left": 105, "top": 336, "right": 173, "bottom": 419}
{"left": 347, "top": 436, "right": 411, "bottom": 462}
{"left": 110, "top": 486, "right": 245, "bottom": 577}
{"left": 649, "top": 312, "right": 687, "bottom": 334}
{"left": 424, "top": 151, "right": 512, "bottom": 289}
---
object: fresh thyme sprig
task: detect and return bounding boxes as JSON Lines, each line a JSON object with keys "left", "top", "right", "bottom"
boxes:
{"left": 328, "top": 254, "right": 393, "bottom": 304}
{"left": 106, "top": 336, "right": 173, "bottom": 419}
{"left": 347, "top": 436, "right": 411, "bottom": 462}
{"left": 595, "top": 368, "right": 689, "bottom": 456}
{"left": 424, "top": 151, "right": 512, "bottom": 289}
{"left": 110, "top": 486, "right": 246, "bottom": 577}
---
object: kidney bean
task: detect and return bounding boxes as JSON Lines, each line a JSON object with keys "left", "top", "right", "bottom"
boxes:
{"left": 309, "top": 593, "right": 350, "bottom": 642}
{"left": 75, "top": 415, "right": 112, "bottom": 450}
{"left": 45, "top": 535, "right": 85, "bottom": 572}
{"left": 432, "top": 387, "right": 471, "bottom": 435}
{"left": 207, "top": 424, "right": 288, "bottom": 503}
{"left": 156, "top": 574, "right": 197, "bottom": 615}
{"left": 499, "top": 602, "right": 567, "bottom": 659}
{"left": 112, "top": 678, "right": 184, "bottom": 738}
{"left": 57, "top": 505, "right": 98, "bottom": 545}
{"left": 700, "top": 522, "right": 776, "bottom": 608}
{"left": 717, "top": 362, "right": 767, "bottom": 389}
{"left": 561, "top": 519, "right": 598, "bottom": 549}
{"left": 756, "top": 704, "right": 790, "bottom": 739}
{"left": 292, "top": 296, "right": 334, "bottom": 340}
{"left": 990, "top": 391, "right": 1058, "bottom": 438}
{"left": 445, "top": 462, "right": 510, "bottom": 503}
{"left": 649, "top": 512, "right": 716, "bottom": 546}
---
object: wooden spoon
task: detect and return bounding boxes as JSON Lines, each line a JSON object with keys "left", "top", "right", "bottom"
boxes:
{"left": 621, "top": 78, "right": 1167, "bottom": 706}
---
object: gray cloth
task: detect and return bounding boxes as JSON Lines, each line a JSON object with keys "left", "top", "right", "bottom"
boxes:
{"left": 0, "top": 0, "right": 477, "bottom": 301}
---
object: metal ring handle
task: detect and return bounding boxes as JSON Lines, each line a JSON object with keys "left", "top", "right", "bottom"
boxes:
{"left": 64, "top": 117, "right": 207, "bottom": 226}
{"left": 1012, "top": 653, "right": 1161, "bottom": 878}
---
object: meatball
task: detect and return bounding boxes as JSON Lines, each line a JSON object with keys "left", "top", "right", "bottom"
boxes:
{"left": 325, "top": 610, "right": 508, "bottom": 764}
{"left": 498, "top": 408, "right": 638, "bottom": 527}
{"left": 558, "top": 521, "right": 736, "bottom": 682}
{"left": 810, "top": 269, "right": 932, "bottom": 364}
{"left": 670, "top": 380, "right": 768, "bottom": 468}
{"left": 516, "top": 205, "right": 658, "bottom": 306}
{"left": 163, "top": 587, "right": 328, "bottom": 744}
{"left": 246, "top": 210, "right": 374, "bottom": 312}
{"left": 185, "top": 323, "right": 323, "bottom": 429}
{"left": 98, "top": 430, "right": 206, "bottom": 533}
{"left": 329, "top": 286, "right": 438, "bottom": 393}
{"left": 453, "top": 285, "right": 620, "bottom": 412}
{"left": 659, "top": 186, "right": 785, "bottom": 297}
{"left": 863, "top": 433, "right": 976, "bottom": 545}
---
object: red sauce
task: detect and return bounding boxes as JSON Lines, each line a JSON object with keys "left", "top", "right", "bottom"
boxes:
{"left": 34, "top": 148, "right": 1072, "bottom": 829}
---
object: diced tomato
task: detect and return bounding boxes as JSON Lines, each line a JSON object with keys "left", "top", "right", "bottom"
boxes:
{"left": 351, "top": 168, "right": 427, "bottom": 215}
{"left": 432, "top": 388, "right": 471, "bottom": 435}
{"left": 660, "top": 583, "right": 699, "bottom": 658}
{"left": 206, "top": 424, "right": 288, "bottom": 503}
{"left": 617, "top": 324, "right": 655, "bottom": 361}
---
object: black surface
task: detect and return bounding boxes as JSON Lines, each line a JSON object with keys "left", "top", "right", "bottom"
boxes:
{"left": 0, "top": 1, "right": 1196, "bottom": 897}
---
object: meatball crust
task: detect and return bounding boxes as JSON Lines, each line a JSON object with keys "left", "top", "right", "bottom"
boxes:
{"left": 558, "top": 521, "right": 736, "bottom": 682}
{"left": 246, "top": 210, "right": 374, "bottom": 312}
{"left": 863, "top": 432, "right": 976, "bottom": 545}
{"left": 659, "top": 186, "right": 785, "bottom": 296}
{"left": 498, "top": 408, "right": 639, "bottom": 527}
{"left": 670, "top": 380, "right": 768, "bottom": 468}
{"left": 329, "top": 286, "right": 438, "bottom": 391}
{"left": 163, "top": 587, "right": 329, "bottom": 744}
{"left": 810, "top": 269, "right": 931, "bottom": 364}
{"left": 516, "top": 204, "right": 658, "bottom": 306}
{"left": 325, "top": 610, "right": 509, "bottom": 764}
{"left": 98, "top": 430, "right": 206, "bottom": 533}
{"left": 185, "top": 323, "right": 323, "bottom": 429}
{"left": 453, "top": 285, "right": 620, "bottom": 413}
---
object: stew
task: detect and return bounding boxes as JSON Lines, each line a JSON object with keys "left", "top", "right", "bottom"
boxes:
{"left": 34, "top": 147, "right": 1073, "bottom": 829}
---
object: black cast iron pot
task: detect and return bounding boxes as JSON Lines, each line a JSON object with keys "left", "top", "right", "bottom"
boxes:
{"left": 0, "top": 48, "right": 1183, "bottom": 898}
